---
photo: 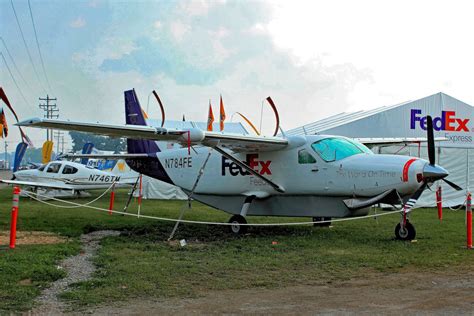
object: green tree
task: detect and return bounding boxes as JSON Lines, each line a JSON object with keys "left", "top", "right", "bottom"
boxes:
{"left": 69, "top": 131, "right": 126, "bottom": 153}
{"left": 23, "top": 148, "right": 43, "bottom": 164}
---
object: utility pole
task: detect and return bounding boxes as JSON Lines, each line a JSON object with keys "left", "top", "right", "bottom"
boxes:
{"left": 54, "top": 131, "right": 64, "bottom": 154}
{"left": 38, "top": 95, "right": 58, "bottom": 141}
{"left": 3, "top": 140, "right": 7, "bottom": 170}
{"left": 61, "top": 136, "right": 65, "bottom": 153}
{"left": 53, "top": 130, "right": 66, "bottom": 154}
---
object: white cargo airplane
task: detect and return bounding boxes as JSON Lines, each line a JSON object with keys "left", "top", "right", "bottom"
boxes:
{"left": 1, "top": 160, "right": 138, "bottom": 191}
{"left": 16, "top": 89, "right": 461, "bottom": 240}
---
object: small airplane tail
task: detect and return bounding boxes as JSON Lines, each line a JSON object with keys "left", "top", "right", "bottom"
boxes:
{"left": 124, "top": 89, "right": 160, "bottom": 154}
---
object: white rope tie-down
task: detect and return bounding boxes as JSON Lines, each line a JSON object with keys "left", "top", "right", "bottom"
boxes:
{"left": 21, "top": 186, "right": 470, "bottom": 227}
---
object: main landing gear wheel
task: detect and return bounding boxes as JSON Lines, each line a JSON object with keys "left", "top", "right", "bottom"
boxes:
{"left": 313, "top": 217, "right": 332, "bottom": 227}
{"left": 229, "top": 215, "right": 247, "bottom": 235}
{"left": 395, "top": 221, "right": 416, "bottom": 241}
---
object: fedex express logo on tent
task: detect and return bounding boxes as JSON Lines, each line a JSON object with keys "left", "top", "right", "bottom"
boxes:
{"left": 410, "top": 109, "right": 471, "bottom": 132}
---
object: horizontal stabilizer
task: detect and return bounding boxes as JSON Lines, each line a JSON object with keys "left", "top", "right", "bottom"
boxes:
{"left": 60, "top": 153, "right": 150, "bottom": 160}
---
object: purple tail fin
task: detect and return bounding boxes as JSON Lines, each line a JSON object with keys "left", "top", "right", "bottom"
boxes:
{"left": 125, "top": 89, "right": 160, "bottom": 154}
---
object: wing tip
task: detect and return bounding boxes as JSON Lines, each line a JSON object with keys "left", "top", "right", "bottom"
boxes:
{"left": 16, "top": 117, "right": 42, "bottom": 127}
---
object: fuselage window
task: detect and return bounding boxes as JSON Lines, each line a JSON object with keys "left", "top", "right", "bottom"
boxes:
{"left": 298, "top": 149, "right": 317, "bottom": 164}
{"left": 46, "top": 163, "right": 61, "bottom": 173}
{"left": 62, "top": 165, "right": 78, "bottom": 174}
{"left": 38, "top": 165, "right": 46, "bottom": 172}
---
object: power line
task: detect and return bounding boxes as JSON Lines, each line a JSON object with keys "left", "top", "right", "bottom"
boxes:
{"left": 0, "top": 52, "right": 30, "bottom": 105}
{"left": 10, "top": 0, "right": 46, "bottom": 94}
{"left": 27, "top": 0, "right": 52, "bottom": 93}
{"left": 0, "top": 36, "right": 34, "bottom": 95}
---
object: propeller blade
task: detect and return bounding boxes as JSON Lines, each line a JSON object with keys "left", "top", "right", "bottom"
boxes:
{"left": 426, "top": 115, "right": 435, "bottom": 165}
{"left": 404, "top": 182, "right": 427, "bottom": 211}
{"left": 442, "top": 178, "right": 463, "bottom": 191}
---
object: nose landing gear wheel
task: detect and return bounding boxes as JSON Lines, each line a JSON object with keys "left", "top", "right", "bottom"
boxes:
{"left": 229, "top": 215, "right": 247, "bottom": 235}
{"left": 395, "top": 221, "right": 416, "bottom": 240}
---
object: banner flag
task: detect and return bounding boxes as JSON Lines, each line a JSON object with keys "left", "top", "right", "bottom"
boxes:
{"left": 207, "top": 101, "right": 214, "bottom": 131}
{"left": 81, "top": 142, "right": 94, "bottom": 165}
{"left": 42, "top": 140, "right": 54, "bottom": 164}
{"left": 13, "top": 142, "right": 28, "bottom": 172}
{"left": 219, "top": 95, "right": 226, "bottom": 131}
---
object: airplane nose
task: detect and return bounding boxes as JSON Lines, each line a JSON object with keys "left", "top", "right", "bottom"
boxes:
{"left": 423, "top": 164, "right": 448, "bottom": 181}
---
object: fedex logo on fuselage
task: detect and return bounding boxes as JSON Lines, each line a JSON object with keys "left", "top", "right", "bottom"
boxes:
{"left": 222, "top": 154, "right": 272, "bottom": 176}
{"left": 410, "top": 109, "right": 470, "bottom": 132}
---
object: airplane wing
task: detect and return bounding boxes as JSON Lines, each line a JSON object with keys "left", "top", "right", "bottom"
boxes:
{"left": 17, "top": 118, "right": 289, "bottom": 152}
{"left": 357, "top": 137, "right": 448, "bottom": 147}
{"left": 1, "top": 179, "right": 135, "bottom": 190}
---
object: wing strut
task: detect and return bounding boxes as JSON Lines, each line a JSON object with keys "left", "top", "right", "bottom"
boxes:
{"left": 213, "top": 146, "right": 285, "bottom": 193}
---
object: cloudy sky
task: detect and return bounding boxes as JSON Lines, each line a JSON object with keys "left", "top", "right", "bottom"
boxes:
{"left": 1, "top": 0, "right": 474, "bottom": 148}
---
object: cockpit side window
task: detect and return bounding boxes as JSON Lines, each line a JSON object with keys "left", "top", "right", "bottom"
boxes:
{"left": 38, "top": 165, "right": 46, "bottom": 172}
{"left": 311, "top": 138, "right": 367, "bottom": 162}
{"left": 62, "top": 165, "right": 78, "bottom": 174}
{"left": 46, "top": 163, "right": 62, "bottom": 173}
{"left": 298, "top": 149, "right": 316, "bottom": 164}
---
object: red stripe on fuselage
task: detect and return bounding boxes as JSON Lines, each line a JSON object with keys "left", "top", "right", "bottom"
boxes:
{"left": 402, "top": 158, "right": 418, "bottom": 182}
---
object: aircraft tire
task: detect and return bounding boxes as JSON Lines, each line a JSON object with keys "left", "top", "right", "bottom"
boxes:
{"left": 313, "top": 217, "right": 332, "bottom": 227}
{"left": 395, "top": 221, "right": 416, "bottom": 240}
{"left": 229, "top": 215, "right": 247, "bottom": 235}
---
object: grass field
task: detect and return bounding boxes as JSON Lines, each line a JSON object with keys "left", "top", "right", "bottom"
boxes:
{"left": 0, "top": 186, "right": 472, "bottom": 313}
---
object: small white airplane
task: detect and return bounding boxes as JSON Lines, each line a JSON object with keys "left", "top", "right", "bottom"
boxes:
{"left": 16, "top": 89, "right": 462, "bottom": 240}
{"left": 1, "top": 160, "right": 138, "bottom": 191}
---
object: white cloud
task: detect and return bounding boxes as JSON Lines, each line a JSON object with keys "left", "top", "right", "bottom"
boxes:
{"left": 70, "top": 17, "right": 86, "bottom": 28}
{"left": 179, "top": 0, "right": 212, "bottom": 16}
{"left": 153, "top": 20, "right": 162, "bottom": 29}
{"left": 266, "top": 0, "right": 474, "bottom": 109}
{"left": 169, "top": 21, "right": 191, "bottom": 42}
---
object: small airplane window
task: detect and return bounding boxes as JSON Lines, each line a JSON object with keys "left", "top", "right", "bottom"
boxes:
{"left": 62, "top": 165, "right": 78, "bottom": 174}
{"left": 298, "top": 149, "right": 316, "bottom": 164}
{"left": 38, "top": 165, "right": 46, "bottom": 172}
{"left": 312, "top": 137, "right": 366, "bottom": 162}
{"left": 46, "top": 163, "right": 61, "bottom": 173}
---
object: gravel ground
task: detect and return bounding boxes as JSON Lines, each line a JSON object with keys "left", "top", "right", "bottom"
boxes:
{"left": 85, "top": 269, "right": 474, "bottom": 315}
{"left": 24, "top": 228, "right": 473, "bottom": 315}
{"left": 0, "top": 170, "right": 12, "bottom": 189}
{"left": 30, "top": 230, "right": 120, "bottom": 315}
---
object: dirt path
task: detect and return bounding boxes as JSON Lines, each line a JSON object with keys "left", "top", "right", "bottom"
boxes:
{"left": 30, "top": 230, "right": 120, "bottom": 315}
{"left": 0, "top": 231, "right": 67, "bottom": 246}
{"left": 86, "top": 269, "right": 474, "bottom": 315}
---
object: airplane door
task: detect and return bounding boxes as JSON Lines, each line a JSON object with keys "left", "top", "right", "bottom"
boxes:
{"left": 295, "top": 148, "right": 327, "bottom": 193}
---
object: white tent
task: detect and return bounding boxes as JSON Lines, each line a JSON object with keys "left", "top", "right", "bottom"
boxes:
{"left": 286, "top": 92, "right": 474, "bottom": 207}
{"left": 137, "top": 175, "right": 188, "bottom": 200}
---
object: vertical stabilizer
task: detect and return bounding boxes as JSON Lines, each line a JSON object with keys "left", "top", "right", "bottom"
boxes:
{"left": 125, "top": 89, "right": 160, "bottom": 154}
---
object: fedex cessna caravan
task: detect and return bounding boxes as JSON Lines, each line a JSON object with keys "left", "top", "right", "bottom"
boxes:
{"left": 16, "top": 89, "right": 461, "bottom": 240}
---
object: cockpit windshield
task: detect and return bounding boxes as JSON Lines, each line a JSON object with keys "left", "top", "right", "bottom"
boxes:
{"left": 311, "top": 137, "right": 372, "bottom": 162}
